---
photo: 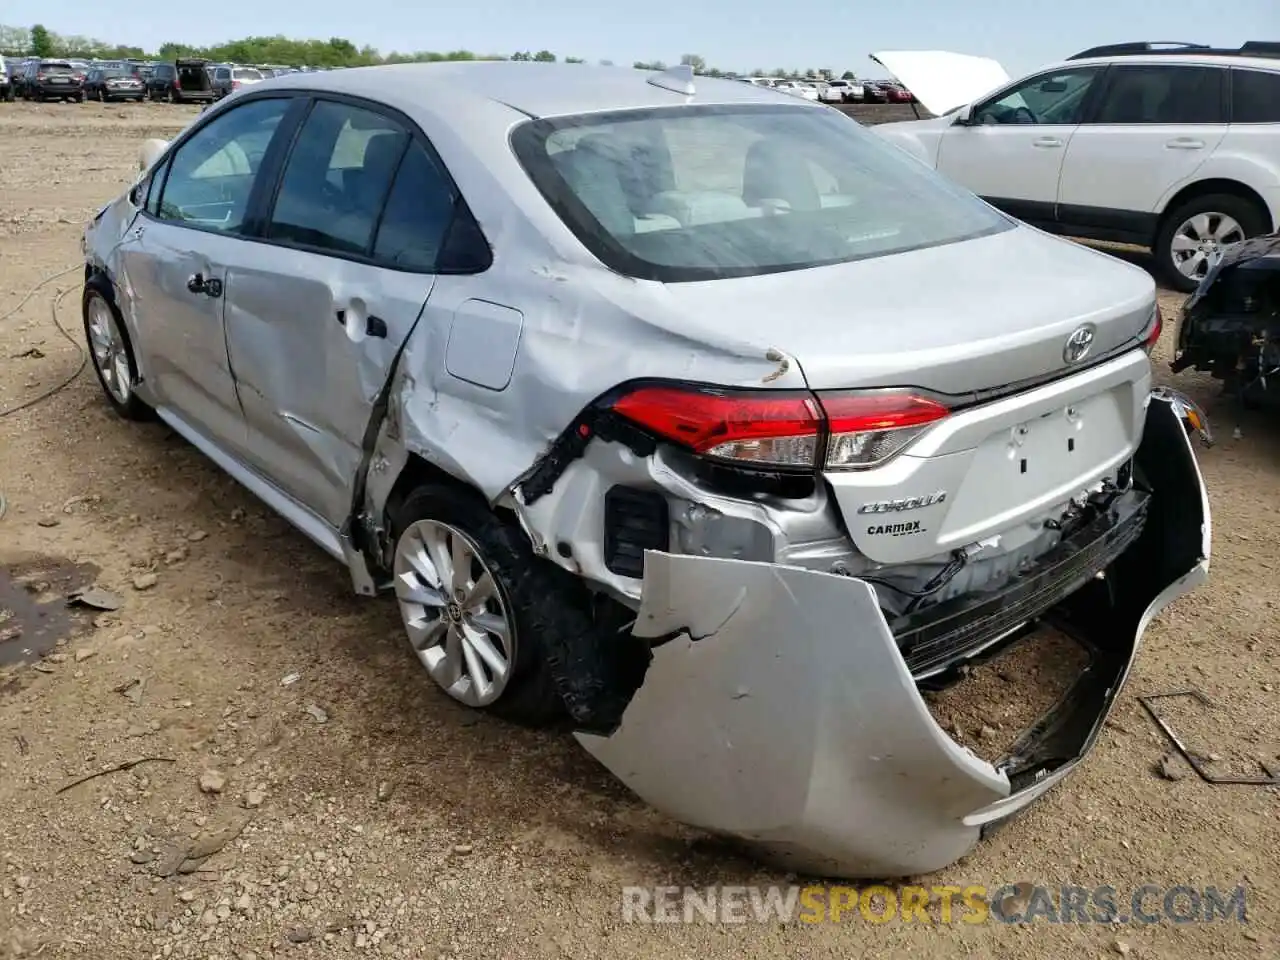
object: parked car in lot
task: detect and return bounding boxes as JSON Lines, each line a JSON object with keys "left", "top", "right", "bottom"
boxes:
{"left": 85, "top": 65, "right": 147, "bottom": 102}
{"left": 146, "top": 59, "right": 216, "bottom": 103}
{"left": 16, "top": 60, "right": 84, "bottom": 101}
{"left": 872, "top": 42, "right": 1280, "bottom": 291}
{"left": 210, "top": 65, "right": 265, "bottom": 99}
{"left": 84, "top": 60, "right": 1210, "bottom": 880}
{"left": 773, "top": 79, "right": 818, "bottom": 100}
{"left": 0, "top": 62, "right": 13, "bottom": 102}
{"left": 1173, "top": 230, "right": 1280, "bottom": 408}
{"left": 819, "top": 78, "right": 863, "bottom": 102}
{"left": 861, "top": 80, "right": 890, "bottom": 102}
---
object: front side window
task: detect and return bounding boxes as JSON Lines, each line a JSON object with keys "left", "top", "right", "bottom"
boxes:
{"left": 266, "top": 100, "right": 409, "bottom": 255}
{"left": 1093, "top": 65, "right": 1225, "bottom": 124}
{"left": 973, "top": 67, "right": 1101, "bottom": 125}
{"left": 1231, "top": 69, "right": 1280, "bottom": 123}
{"left": 155, "top": 97, "right": 290, "bottom": 232}
{"left": 512, "top": 103, "right": 1012, "bottom": 282}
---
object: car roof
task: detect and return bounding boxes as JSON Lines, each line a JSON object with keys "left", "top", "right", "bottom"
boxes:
{"left": 261, "top": 60, "right": 818, "bottom": 118}
{"left": 1048, "top": 53, "right": 1280, "bottom": 72}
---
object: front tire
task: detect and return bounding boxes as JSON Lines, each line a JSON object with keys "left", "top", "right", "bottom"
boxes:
{"left": 1155, "top": 193, "right": 1269, "bottom": 293}
{"left": 387, "top": 485, "right": 577, "bottom": 726}
{"left": 83, "top": 278, "right": 152, "bottom": 421}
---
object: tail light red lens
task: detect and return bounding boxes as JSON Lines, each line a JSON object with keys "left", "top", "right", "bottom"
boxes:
{"left": 820, "top": 391, "right": 950, "bottom": 469}
{"left": 609, "top": 385, "right": 948, "bottom": 471}
{"left": 611, "top": 386, "right": 822, "bottom": 468}
{"left": 1142, "top": 304, "right": 1163, "bottom": 354}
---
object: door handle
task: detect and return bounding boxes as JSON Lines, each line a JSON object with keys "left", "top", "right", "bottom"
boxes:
{"left": 1032, "top": 137, "right": 1062, "bottom": 148}
{"left": 186, "top": 273, "right": 222, "bottom": 298}
{"left": 1166, "top": 138, "right": 1205, "bottom": 149}
{"left": 335, "top": 309, "right": 387, "bottom": 339}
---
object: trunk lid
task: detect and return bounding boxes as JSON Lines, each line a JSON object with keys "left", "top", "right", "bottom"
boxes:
{"left": 869, "top": 50, "right": 1012, "bottom": 116}
{"left": 656, "top": 224, "right": 1156, "bottom": 397}
{"left": 655, "top": 226, "right": 1158, "bottom": 566}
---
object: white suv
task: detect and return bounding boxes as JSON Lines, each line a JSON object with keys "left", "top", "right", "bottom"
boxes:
{"left": 871, "top": 42, "right": 1280, "bottom": 291}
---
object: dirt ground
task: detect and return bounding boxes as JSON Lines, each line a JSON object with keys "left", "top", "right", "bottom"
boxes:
{"left": 1, "top": 98, "right": 1277, "bottom": 960}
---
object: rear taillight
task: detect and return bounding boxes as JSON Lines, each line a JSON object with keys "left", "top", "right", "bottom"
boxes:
{"left": 1142, "top": 304, "right": 1163, "bottom": 354}
{"left": 820, "top": 391, "right": 950, "bottom": 469}
{"left": 232, "top": 80, "right": 241, "bottom": 88}
{"left": 36, "top": 73, "right": 46, "bottom": 81}
{"left": 611, "top": 386, "right": 822, "bottom": 468}
{"left": 609, "top": 384, "right": 948, "bottom": 471}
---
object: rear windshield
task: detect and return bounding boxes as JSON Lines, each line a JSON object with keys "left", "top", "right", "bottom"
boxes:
{"left": 511, "top": 104, "right": 1011, "bottom": 281}
{"left": 40, "top": 63, "right": 74, "bottom": 74}
{"left": 509, "top": 107, "right": 1008, "bottom": 285}
{"left": 233, "top": 68, "right": 263, "bottom": 80}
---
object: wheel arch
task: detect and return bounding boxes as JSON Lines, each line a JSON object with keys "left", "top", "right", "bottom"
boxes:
{"left": 1156, "top": 178, "right": 1274, "bottom": 237}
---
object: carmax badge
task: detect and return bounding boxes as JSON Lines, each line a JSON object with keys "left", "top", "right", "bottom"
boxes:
{"left": 856, "top": 492, "right": 947, "bottom": 514}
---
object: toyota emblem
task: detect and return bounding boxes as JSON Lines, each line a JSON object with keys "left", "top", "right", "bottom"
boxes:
{"left": 1063, "top": 324, "right": 1096, "bottom": 364}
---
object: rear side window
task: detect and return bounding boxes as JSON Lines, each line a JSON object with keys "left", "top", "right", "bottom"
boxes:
{"left": 1231, "top": 69, "right": 1280, "bottom": 123}
{"left": 267, "top": 100, "right": 409, "bottom": 255}
{"left": 371, "top": 141, "right": 457, "bottom": 270}
{"left": 1093, "top": 65, "right": 1225, "bottom": 124}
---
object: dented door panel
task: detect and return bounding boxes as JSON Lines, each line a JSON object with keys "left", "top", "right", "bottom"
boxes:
{"left": 222, "top": 243, "right": 434, "bottom": 526}
{"left": 576, "top": 394, "right": 1209, "bottom": 879}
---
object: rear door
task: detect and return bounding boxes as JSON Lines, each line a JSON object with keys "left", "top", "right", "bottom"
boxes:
{"left": 1057, "top": 63, "right": 1229, "bottom": 238}
{"left": 221, "top": 96, "right": 468, "bottom": 525}
{"left": 934, "top": 65, "right": 1104, "bottom": 224}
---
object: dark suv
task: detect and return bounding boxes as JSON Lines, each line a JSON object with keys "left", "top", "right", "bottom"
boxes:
{"left": 146, "top": 59, "right": 215, "bottom": 103}
{"left": 18, "top": 60, "right": 84, "bottom": 102}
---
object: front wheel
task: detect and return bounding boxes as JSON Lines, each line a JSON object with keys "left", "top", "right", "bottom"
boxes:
{"left": 1155, "top": 193, "right": 1269, "bottom": 293}
{"left": 83, "top": 279, "right": 152, "bottom": 421}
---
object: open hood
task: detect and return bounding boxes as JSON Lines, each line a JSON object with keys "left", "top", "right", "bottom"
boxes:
{"left": 870, "top": 50, "right": 1011, "bottom": 116}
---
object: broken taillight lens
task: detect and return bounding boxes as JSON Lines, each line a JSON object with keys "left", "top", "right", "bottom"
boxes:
{"left": 820, "top": 390, "right": 950, "bottom": 469}
{"left": 609, "top": 384, "right": 948, "bottom": 470}
{"left": 610, "top": 386, "right": 823, "bottom": 468}
{"left": 1142, "top": 304, "right": 1163, "bottom": 354}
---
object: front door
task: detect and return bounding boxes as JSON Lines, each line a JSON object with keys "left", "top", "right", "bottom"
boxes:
{"left": 116, "top": 96, "right": 295, "bottom": 448}
{"left": 223, "top": 98, "right": 464, "bottom": 525}
{"left": 936, "top": 65, "right": 1105, "bottom": 224}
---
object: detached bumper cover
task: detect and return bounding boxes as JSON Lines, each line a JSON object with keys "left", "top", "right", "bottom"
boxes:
{"left": 576, "top": 392, "right": 1210, "bottom": 878}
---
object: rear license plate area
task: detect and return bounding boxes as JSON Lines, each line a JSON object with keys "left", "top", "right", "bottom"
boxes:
{"left": 970, "top": 389, "right": 1128, "bottom": 497}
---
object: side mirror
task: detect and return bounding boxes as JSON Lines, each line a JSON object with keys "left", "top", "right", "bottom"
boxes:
{"left": 952, "top": 104, "right": 975, "bottom": 126}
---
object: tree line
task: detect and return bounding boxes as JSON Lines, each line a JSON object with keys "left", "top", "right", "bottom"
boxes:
{"left": 0, "top": 24, "right": 862, "bottom": 80}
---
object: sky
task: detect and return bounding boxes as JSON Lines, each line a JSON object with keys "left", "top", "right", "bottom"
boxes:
{"left": 6, "top": 0, "right": 1277, "bottom": 78}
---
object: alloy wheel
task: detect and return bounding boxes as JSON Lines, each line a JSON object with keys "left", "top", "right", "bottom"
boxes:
{"left": 86, "top": 294, "right": 132, "bottom": 405}
{"left": 393, "top": 519, "right": 517, "bottom": 708}
{"left": 1170, "top": 211, "right": 1244, "bottom": 282}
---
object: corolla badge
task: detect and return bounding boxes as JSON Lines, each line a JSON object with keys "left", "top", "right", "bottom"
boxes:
{"left": 1063, "top": 324, "right": 1096, "bottom": 364}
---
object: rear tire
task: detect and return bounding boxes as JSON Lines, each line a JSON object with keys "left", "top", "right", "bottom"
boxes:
{"left": 387, "top": 485, "right": 570, "bottom": 726}
{"left": 1155, "top": 192, "right": 1270, "bottom": 293}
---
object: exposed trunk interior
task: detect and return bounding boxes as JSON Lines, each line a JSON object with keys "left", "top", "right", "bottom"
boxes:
{"left": 177, "top": 62, "right": 212, "bottom": 94}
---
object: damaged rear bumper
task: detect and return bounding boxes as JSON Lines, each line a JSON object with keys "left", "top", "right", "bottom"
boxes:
{"left": 576, "top": 391, "right": 1210, "bottom": 878}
